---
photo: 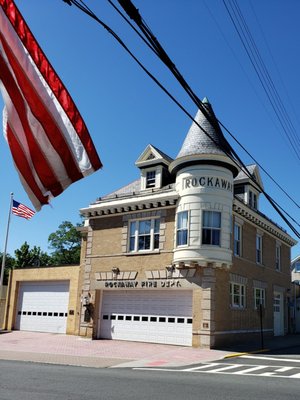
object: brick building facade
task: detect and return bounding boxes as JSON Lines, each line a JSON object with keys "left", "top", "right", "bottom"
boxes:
{"left": 77, "top": 100, "right": 296, "bottom": 348}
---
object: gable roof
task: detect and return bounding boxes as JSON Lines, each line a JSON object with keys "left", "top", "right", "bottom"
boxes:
{"left": 135, "top": 144, "right": 173, "bottom": 168}
{"left": 234, "top": 164, "right": 264, "bottom": 192}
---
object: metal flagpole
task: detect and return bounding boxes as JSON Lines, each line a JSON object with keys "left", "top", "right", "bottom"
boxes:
{"left": 0, "top": 193, "right": 13, "bottom": 299}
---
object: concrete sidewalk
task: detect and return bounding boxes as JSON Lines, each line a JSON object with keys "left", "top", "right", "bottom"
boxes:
{"left": 0, "top": 331, "right": 298, "bottom": 369}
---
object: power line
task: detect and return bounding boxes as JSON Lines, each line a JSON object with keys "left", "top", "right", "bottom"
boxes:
{"left": 223, "top": 0, "right": 300, "bottom": 162}
{"left": 112, "top": 1, "right": 300, "bottom": 232}
{"left": 62, "top": 0, "right": 300, "bottom": 238}
{"left": 249, "top": 0, "right": 300, "bottom": 147}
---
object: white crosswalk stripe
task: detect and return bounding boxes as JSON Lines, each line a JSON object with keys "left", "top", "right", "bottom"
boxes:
{"left": 135, "top": 361, "right": 300, "bottom": 379}
{"left": 275, "top": 367, "right": 293, "bottom": 372}
{"left": 233, "top": 365, "right": 267, "bottom": 375}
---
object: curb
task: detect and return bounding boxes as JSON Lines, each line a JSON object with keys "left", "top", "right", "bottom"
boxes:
{"left": 224, "top": 348, "right": 270, "bottom": 359}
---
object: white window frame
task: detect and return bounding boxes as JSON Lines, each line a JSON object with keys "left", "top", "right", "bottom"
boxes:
{"left": 254, "top": 287, "right": 265, "bottom": 309}
{"left": 234, "top": 223, "right": 242, "bottom": 257}
{"left": 176, "top": 211, "right": 189, "bottom": 247}
{"left": 275, "top": 243, "right": 281, "bottom": 271}
{"left": 295, "top": 261, "right": 300, "bottom": 273}
{"left": 129, "top": 218, "right": 160, "bottom": 253}
{"left": 145, "top": 170, "right": 156, "bottom": 188}
{"left": 249, "top": 190, "right": 258, "bottom": 210}
{"left": 230, "top": 282, "right": 246, "bottom": 309}
{"left": 202, "top": 210, "right": 221, "bottom": 246}
{"left": 256, "top": 234, "right": 263, "bottom": 264}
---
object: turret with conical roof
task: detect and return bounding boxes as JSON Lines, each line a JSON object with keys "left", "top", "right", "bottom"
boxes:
{"left": 169, "top": 98, "right": 239, "bottom": 177}
{"left": 171, "top": 99, "right": 240, "bottom": 269}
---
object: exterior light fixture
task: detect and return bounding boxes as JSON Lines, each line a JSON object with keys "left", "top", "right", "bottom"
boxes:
{"left": 112, "top": 267, "right": 120, "bottom": 275}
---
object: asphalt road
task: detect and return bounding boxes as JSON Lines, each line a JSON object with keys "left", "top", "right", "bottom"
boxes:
{"left": 0, "top": 358, "right": 299, "bottom": 400}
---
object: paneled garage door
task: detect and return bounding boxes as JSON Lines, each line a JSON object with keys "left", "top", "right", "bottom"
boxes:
{"left": 99, "top": 290, "right": 193, "bottom": 346}
{"left": 15, "top": 281, "right": 70, "bottom": 334}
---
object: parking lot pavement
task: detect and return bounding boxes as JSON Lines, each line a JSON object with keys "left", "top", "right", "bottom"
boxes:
{"left": 0, "top": 331, "right": 233, "bottom": 368}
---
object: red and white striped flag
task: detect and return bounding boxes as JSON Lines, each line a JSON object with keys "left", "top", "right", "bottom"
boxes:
{"left": 0, "top": 0, "right": 102, "bottom": 211}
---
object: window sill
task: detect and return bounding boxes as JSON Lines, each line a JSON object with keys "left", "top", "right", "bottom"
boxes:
{"left": 125, "top": 250, "right": 160, "bottom": 256}
{"left": 201, "top": 244, "right": 221, "bottom": 247}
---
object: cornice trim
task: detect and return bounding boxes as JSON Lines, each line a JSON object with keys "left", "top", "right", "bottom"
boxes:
{"left": 80, "top": 190, "right": 178, "bottom": 218}
{"left": 233, "top": 199, "right": 297, "bottom": 246}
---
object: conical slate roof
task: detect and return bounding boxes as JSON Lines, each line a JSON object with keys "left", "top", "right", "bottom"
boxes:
{"left": 176, "top": 98, "right": 233, "bottom": 158}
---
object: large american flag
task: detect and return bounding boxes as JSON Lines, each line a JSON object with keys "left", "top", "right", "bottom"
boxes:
{"left": 0, "top": 0, "right": 102, "bottom": 211}
{"left": 12, "top": 199, "right": 35, "bottom": 220}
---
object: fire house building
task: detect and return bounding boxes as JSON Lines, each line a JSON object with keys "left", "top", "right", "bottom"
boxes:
{"left": 77, "top": 99, "right": 296, "bottom": 347}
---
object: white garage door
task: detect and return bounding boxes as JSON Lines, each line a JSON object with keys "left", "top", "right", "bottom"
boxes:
{"left": 15, "top": 281, "right": 70, "bottom": 334}
{"left": 99, "top": 290, "right": 193, "bottom": 346}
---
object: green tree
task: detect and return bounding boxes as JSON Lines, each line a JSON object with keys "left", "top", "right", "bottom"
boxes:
{"left": 0, "top": 252, "right": 15, "bottom": 285}
{"left": 14, "top": 242, "right": 52, "bottom": 268}
{"left": 48, "top": 221, "right": 81, "bottom": 265}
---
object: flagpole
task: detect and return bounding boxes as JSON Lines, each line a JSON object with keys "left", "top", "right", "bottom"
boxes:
{"left": 0, "top": 193, "right": 13, "bottom": 299}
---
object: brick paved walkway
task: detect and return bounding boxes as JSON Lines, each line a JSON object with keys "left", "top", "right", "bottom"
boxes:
{"left": 0, "top": 331, "right": 233, "bottom": 368}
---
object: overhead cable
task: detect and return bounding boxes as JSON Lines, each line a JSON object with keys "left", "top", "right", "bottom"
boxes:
{"left": 112, "top": 0, "right": 300, "bottom": 234}
{"left": 62, "top": 0, "right": 300, "bottom": 238}
{"left": 223, "top": 0, "right": 300, "bottom": 162}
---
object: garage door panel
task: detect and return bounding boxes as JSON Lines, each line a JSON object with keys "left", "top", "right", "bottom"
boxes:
{"left": 15, "top": 281, "right": 69, "bottom": 334}
{"left": 99, "top": 290, "right": 193, "bottom": 346}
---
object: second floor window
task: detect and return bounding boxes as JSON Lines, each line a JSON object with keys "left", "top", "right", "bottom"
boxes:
{"left": 256, "top": 234, "right": 262, "bottom": 264}
{"left": 129, "top": 218, "right": 160, "bottom": 252}
{"left": 146, "top": 170, "right": 156, "bottom": 188}
{"left": 275, "top": 244, "right": 281, "bottom": 271}
{"left": 295, "top": 262, "right": 300, "bottom": 273}
{"left": 176, "top": 211, "right": 188, "bottom": 246}
{"left": 202, "top": 211, "right": 221, "bottom": 245}
{"left": 234, "top": 223, "right": 241, "bottom": 256}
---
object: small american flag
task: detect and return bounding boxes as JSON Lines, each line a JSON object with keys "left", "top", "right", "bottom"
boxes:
{"left": 12, "top": 200, "right": 35, "bottom": 220}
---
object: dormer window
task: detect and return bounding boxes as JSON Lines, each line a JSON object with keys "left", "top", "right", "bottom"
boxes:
{"left": 146, "top": 170, "right": 156, "bottom": 188}
{"left": 136, "top": 144, "right": 173, "bottom": 190}
{"left": 249, "top": 190, "right": 257, "bottom": 210}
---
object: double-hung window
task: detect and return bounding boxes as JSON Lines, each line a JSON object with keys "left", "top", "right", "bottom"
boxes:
{"left": 176, "top": 211, "right": 188, "bottom": 246}
{"left": 230, "top": 283, "right": 245, "bottom": 308}
{"left": 295, "top": 262, "right": 300, "bottom": 273}
{"left": 146, "top": 171, "right": 156, "bottom": 188}
{"left": 275, "top": 244, "right": 281, "bottom": 271}
{"left": 254, "top": 288, "right": 265, "bottom": 309}
{"left": 234, "top": 223, "right": 241, "bottom": 256}
{"left": 256, "top": 234, "right": 262, "bottom": 264}
{"left": 129, "top": 218, "right": 160, "bottom": 252}
{"left": 249, "top": 191, "right": 257, "bottom": 210}
{"left": 202, "top": 211, "right": 221, "bottom": 245}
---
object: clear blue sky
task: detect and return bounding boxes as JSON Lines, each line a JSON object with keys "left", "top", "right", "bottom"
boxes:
{"left": 1, "top": 0, "right": 300, "bottom": 259}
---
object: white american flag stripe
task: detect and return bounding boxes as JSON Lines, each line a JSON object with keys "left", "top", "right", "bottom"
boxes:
{"left": 0, "top": 1, "right": 102, "bottom": 210}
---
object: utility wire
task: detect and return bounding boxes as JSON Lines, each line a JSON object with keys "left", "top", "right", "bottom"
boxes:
{"left": 249, "top": 0, "right": 300, "bottom": 149}
{"left": 112, "top": 0, "right": 300, "bottom": 234}
{"left": 202, "top": 0, "right": 300, "bottom": 210}
{"left": 115, "top": 0, "right": 300, "bottom": 212}
{"left": 62, "top": 0, "right": 300, "bottom": 238}
{"left": 223, "top": 0, "right": 300, "bottom": 162}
